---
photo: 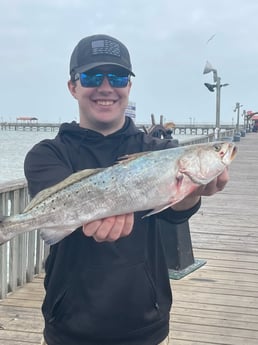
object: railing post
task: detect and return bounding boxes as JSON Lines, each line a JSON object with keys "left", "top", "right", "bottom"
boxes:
{"left": 0, "top": 244, "right": 8, "bottom": 299}
{"left": 160, "top": 220, "right": 206, "bottom": 279}
{"left": 0, "top": 191, "right": 9, "bottom": 298}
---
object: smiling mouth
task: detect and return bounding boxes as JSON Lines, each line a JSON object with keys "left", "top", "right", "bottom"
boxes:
{"left": 95, "top": 100, "right": 116, "bottom": 106}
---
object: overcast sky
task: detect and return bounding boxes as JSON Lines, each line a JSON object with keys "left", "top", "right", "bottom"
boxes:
{"left": 1, "top": 0, "right": 257, "bottom": 126}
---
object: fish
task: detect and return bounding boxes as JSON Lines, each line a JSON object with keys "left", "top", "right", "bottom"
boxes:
{"left": 0, "top": 141, "right": 237, "bottom": 246}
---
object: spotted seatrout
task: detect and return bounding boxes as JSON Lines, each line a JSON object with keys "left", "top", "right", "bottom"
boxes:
{"left": 0, "top": 142, "right": 237, "bottom": 245}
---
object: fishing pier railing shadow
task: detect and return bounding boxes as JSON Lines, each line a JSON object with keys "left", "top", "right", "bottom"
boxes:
{"left": 0, "top": 127, "right": 238, "bottom": 299}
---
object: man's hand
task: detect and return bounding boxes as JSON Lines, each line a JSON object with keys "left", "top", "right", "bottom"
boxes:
{"left": 82, "top": 213, "right": 134, "bottom": 242}
{"left": 200, "top": 167, "right": 229, "bottom": 196}
{"left": 171, "top": 168, "right": 229, "bottom": 211}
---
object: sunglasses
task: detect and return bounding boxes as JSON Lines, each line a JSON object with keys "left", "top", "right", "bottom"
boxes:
{"left": 74, "top": 72, "right": 130, "bottom": 88}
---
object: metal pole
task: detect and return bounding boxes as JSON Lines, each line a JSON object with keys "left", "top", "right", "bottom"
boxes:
{"left": 236, "top": 102, "right": 240, "bottom": 133}
{"left": 215, "top": 77, "right": 221, "bottom": 139}
{"left": 243, "top": 110, "right": 246, "bottom": 130}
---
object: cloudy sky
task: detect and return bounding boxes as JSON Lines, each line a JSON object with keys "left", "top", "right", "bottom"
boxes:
{"left": 1, "top": 0, "right": 257, "bottom": 126}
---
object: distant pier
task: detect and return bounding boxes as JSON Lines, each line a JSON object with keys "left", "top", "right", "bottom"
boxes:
{"left": 0, "top": 122, "right": 60, "bottom": 132}
{"left": 0, "top": 121, "right": 239, "bottom": 135}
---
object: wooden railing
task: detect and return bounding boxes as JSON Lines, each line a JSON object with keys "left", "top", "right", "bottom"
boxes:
{"left": 0, "top": 129, "right": 237, "bottom": 299}
{"left": 0, "top": 179, "right": 48, "bottom": 299}
{"left": 179, "top": 129, "right": 236, "bottom": 146}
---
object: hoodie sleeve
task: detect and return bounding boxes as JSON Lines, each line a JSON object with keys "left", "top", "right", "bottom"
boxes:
{"left": 24, "top": 139, "right": 74, "bottom": 198}
{"left": 157, "top": 198, "right": 201, "bottom": 224}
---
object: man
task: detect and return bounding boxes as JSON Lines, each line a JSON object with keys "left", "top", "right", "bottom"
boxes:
{"left": 24, "top": 34, "right": 228, "bottom": 345}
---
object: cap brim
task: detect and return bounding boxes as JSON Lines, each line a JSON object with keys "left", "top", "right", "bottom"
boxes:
{"left": 74, "top": 62, "right": 135, "bottom": 76}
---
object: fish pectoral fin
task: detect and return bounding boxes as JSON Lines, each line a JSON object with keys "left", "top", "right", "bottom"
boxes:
{"left": 142, "top": 203, "right": 175, "bottom": 218}
{"left": 40, "top": 227, "right": 76, "bottom": 245}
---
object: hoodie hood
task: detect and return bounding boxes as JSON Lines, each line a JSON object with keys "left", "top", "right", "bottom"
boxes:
{"left": 56, "top": 117, "right": 143, "bottom": 170}
{"left": 58, "top": 116, "right": 140, "bottom": 142}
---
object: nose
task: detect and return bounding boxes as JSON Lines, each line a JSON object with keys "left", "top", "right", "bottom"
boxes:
{"left": 97, "top": 76, "right": 113, "bottom": 90}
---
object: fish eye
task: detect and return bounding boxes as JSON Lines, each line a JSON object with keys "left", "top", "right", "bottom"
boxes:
{"left": 213, "top": 144, "right": 221, "bottom": 151}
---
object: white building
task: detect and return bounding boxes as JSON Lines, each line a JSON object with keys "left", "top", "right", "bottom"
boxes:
{"left": 125, "top": 101, "right": 136, "bottom": 121}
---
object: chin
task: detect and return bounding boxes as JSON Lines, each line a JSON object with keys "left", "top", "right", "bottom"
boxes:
{"left": 95, "top": 114, "right": 123, "bottom": 124}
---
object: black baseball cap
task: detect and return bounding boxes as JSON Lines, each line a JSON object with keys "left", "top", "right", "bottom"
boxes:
{"left": 70, "top": 34, "right": 135, "bottom": 80}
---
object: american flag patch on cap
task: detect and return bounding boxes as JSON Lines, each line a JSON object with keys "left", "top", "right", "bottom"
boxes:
{"left": 91, "top": 39, "right": 121, "bottom": 57}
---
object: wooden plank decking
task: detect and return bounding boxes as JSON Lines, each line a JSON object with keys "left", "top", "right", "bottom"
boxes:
{"left": 0, "top": 132, "right": 258, "bottom": 344}
{"left": 170, "top": 132, "right": 258, "bottom": 344}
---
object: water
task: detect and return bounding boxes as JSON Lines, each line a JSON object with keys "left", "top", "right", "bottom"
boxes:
{"left": 0, "top": 130, "right": 201, "bottom": 184}
{"left": 0, "top": 130, "right": 57, "bottom": 183}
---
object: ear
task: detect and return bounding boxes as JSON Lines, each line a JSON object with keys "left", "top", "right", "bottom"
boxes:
{"left": 127, "top": 80, "right": 132, "bottom": 92}
{"left": 67, "top": 80, "right": 78, "bottom": 99}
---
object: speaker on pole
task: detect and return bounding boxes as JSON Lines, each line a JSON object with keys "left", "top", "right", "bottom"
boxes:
{"left": 203, "top": 61, "right": 218, "bottom": 82}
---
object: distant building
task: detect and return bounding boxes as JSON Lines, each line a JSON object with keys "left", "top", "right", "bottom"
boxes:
{"left": 125, "top": 101, "right": 136, "bottom": 121}
{"left": 16, "top": 117, "right": 38, "bottom": 123}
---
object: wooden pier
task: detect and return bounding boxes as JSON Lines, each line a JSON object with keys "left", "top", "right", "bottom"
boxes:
{"left": 1, "top": 120, "right": 239, "bottom": 135}
{"left": 0, "top": 122, "right": 60, "bottom": 132}
{"left": 0, "top": 133, "right": 258, "bottom": 344}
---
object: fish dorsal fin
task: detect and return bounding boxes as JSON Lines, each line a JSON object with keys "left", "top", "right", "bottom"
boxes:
{"left": 117, "top": 151, "right": 150, "bottom": 164}
{"left": 24, "top": 168, "right": 103, "bottom": 213}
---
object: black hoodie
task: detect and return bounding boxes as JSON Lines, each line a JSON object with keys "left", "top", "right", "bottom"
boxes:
{"left": 24, "top": 117, "right": 200, "bottom": 345}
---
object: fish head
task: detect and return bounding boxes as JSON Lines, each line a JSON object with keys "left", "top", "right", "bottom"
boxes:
{"left": 178, "top": 142, "right": 237, "bottom": 185}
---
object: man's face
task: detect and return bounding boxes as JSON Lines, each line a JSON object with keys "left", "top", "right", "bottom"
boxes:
{"left": 68, "top": 65, "right": 132, "bottom": 132}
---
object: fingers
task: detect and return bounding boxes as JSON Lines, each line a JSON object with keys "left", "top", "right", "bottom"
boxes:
{"left": 216, "top": 167, "right": 229, "bottom": 190}
{"left": 82, "top": 213, "right": 134, "bottom": 242}
{"left": 172, "top": 168, "right": 230, "bottom": 211}
{"left": 82, "top": 219, "right": 103, "bottom": 237}
{"left": 201, "top": 168, "right": 229, "bottom": 196}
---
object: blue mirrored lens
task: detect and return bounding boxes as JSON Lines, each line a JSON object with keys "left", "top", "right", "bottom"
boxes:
{"left": 80, "top": 73, "right": 104, "bottom": 87}
{"left": 79, "top": 73, "right": 129, "bottom": 88}
{"left": 107, "top": 74, "right": 129, "bottom": 88}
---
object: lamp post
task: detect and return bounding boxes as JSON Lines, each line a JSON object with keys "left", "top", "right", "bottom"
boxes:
{"left": 242, "top": 110, "right": 247, "bottom": 130}
{"left": 233, "top": 102, "right": 243, "bottom": 134}
{"left": 203, "top": 61, "right": 229, "bottom": 139}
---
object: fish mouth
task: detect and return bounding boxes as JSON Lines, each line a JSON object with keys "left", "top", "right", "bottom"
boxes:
{"left": 230, "top": 144, "right": 238, "bottom": 160}
{"left": 220, "top": 142, "right": 238, "bottom": 164}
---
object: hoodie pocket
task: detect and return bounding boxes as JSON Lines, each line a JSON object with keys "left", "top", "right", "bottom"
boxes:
{"left": 44, "top": 261, "right": 161, "bottom": 339}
